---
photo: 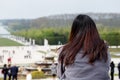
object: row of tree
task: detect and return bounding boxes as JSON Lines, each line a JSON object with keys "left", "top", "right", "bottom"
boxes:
{"left": 1, "top": 13, "right": 120, "bottom": 32}
{"left": 12, "top": 27, "right": 120, "bottom": 46}
{"left": 12, "top": 27, "right": 70, "bottom": 45}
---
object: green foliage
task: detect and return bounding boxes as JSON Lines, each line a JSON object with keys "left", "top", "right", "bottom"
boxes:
{"left": 31, "top": 71, "right": 45, "bottom": 79}
{"left": 3, "top": 13, "right": 120, "bottom": 45}
{"left": 13, "top": 27, "right": 120, "bottom": 46}
{"left": 99, "top": 28, "right": 120, "bottom": 46}
{"left": 12, "top": 27, "right": 70, "bottom": 45}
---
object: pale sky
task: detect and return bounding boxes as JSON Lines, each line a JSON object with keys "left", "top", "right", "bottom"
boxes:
{"left": 0, "top": 0, "right": 120, "bottom": 19}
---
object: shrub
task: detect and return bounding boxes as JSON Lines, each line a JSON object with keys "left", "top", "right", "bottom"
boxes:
{"left": 31, "top": 71, "right": 45, "bottom": 79}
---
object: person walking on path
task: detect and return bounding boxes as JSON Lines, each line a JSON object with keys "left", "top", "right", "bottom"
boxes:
{"left": 118, "top": 62, "right": 120, "bottom": 79}
{"left": 57, "top": 14, "right": 111, "bottom": 80}
{"left": 110, "top": 61, "right": 115, "bottom": 80}
{"left": 8, "top": 57, "right": 12, "bottom": 64}
{"left": 8, "top": 64, "right": 12, "bottom": 80}
{"left": 10, "top": 64, "right": 18, "bottom": 80}
{"left": 2, "top": 64, "right": 8, "bottom": 80}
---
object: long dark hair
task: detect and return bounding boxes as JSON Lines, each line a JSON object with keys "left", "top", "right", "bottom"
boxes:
{"left": 58, "top": 14, "right": 108, "bottom": 66}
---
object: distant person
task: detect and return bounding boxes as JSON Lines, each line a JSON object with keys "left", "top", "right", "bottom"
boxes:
{"left": 8, "top": 57, "right": 12, "bottom": 64}
{"left": 2, "top": 64, "right": 8, "bottom": 80}
{"left": 110, "top": 61, "right": 115, "bottom": 80}
{"left": 57, "top": 14, "right": 110, "bottom": 80}
{"left": 118, "top": 62, "right": 120, "bottom": 79}
{"left": 26, "top": 70, "right": 32, "bottom": 80}
{"left": 50, "top": 61, "right": 57, "bottom": 80}
{"left": 13, "top": 50, "right": 15, "bottom": 54}
{"left": 0, "top": 55, "right": 4, "bottom": 63}
{"left": 8, "top": 64, "right": 12, "bottom": 80}
{"left": 10, "top": 64, "right": 18, "bottom": 80}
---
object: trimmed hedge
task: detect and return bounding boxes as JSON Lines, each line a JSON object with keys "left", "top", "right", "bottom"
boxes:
{"left": 31, "top": 71, "right": 45, "bottom": 79}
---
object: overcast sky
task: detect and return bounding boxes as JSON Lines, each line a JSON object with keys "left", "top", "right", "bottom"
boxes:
{"left": 0, "top": 0, "right": 120, "bottom": 19}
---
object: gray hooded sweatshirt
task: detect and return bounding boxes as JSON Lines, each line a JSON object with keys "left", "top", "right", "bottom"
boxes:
{"left": 57, "top": 50, "right": 111, "bottom": 80}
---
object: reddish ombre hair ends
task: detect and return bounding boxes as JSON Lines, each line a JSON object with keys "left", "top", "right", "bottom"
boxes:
{"left": 58, "top": 14, "right": 108, "bottom": 66}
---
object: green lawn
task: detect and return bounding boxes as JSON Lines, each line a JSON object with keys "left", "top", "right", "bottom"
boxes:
{"left": 0, "top": 38, "right": 23, "bottom": 46}
{"left": 111, "top": 54, "right": 120, "bottom": 58}
{"left": 109, "top": 48, "right": 120, "bottom": 58}
{"left": 109, "top": 48, "right": 120, "bottom": 52}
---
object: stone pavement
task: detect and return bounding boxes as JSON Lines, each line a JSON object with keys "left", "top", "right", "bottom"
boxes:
{"left": 32, "top": 77, "right": 120, "bottom": 80}
{"left": 33, "top": 78, "right": 58, "bottom": 80}
{"left": 114, "top": 76, "right": 120, "bottom": 80}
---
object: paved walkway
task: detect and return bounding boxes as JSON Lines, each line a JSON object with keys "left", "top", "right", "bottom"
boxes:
{"left": 33, "top": 78, "right": 58, "bottom": 80}
{"left": 32, "top": 77, "right": 120, "bottom": 80}
{"left": 1, "top": 77, "right": 119, "bottom": 80}
{"left": 114, "top": 76, "right": 120, "bottom": 80}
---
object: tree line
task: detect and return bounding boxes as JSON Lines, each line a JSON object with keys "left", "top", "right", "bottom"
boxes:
{"left": 12, "top": 27, "right": 120, "bottom": 46}
{"left": 12, "top": 27, "right": 70, "bottom": 45}
{"left": 1, "top": 13, "right": 120, "bottom": 32}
